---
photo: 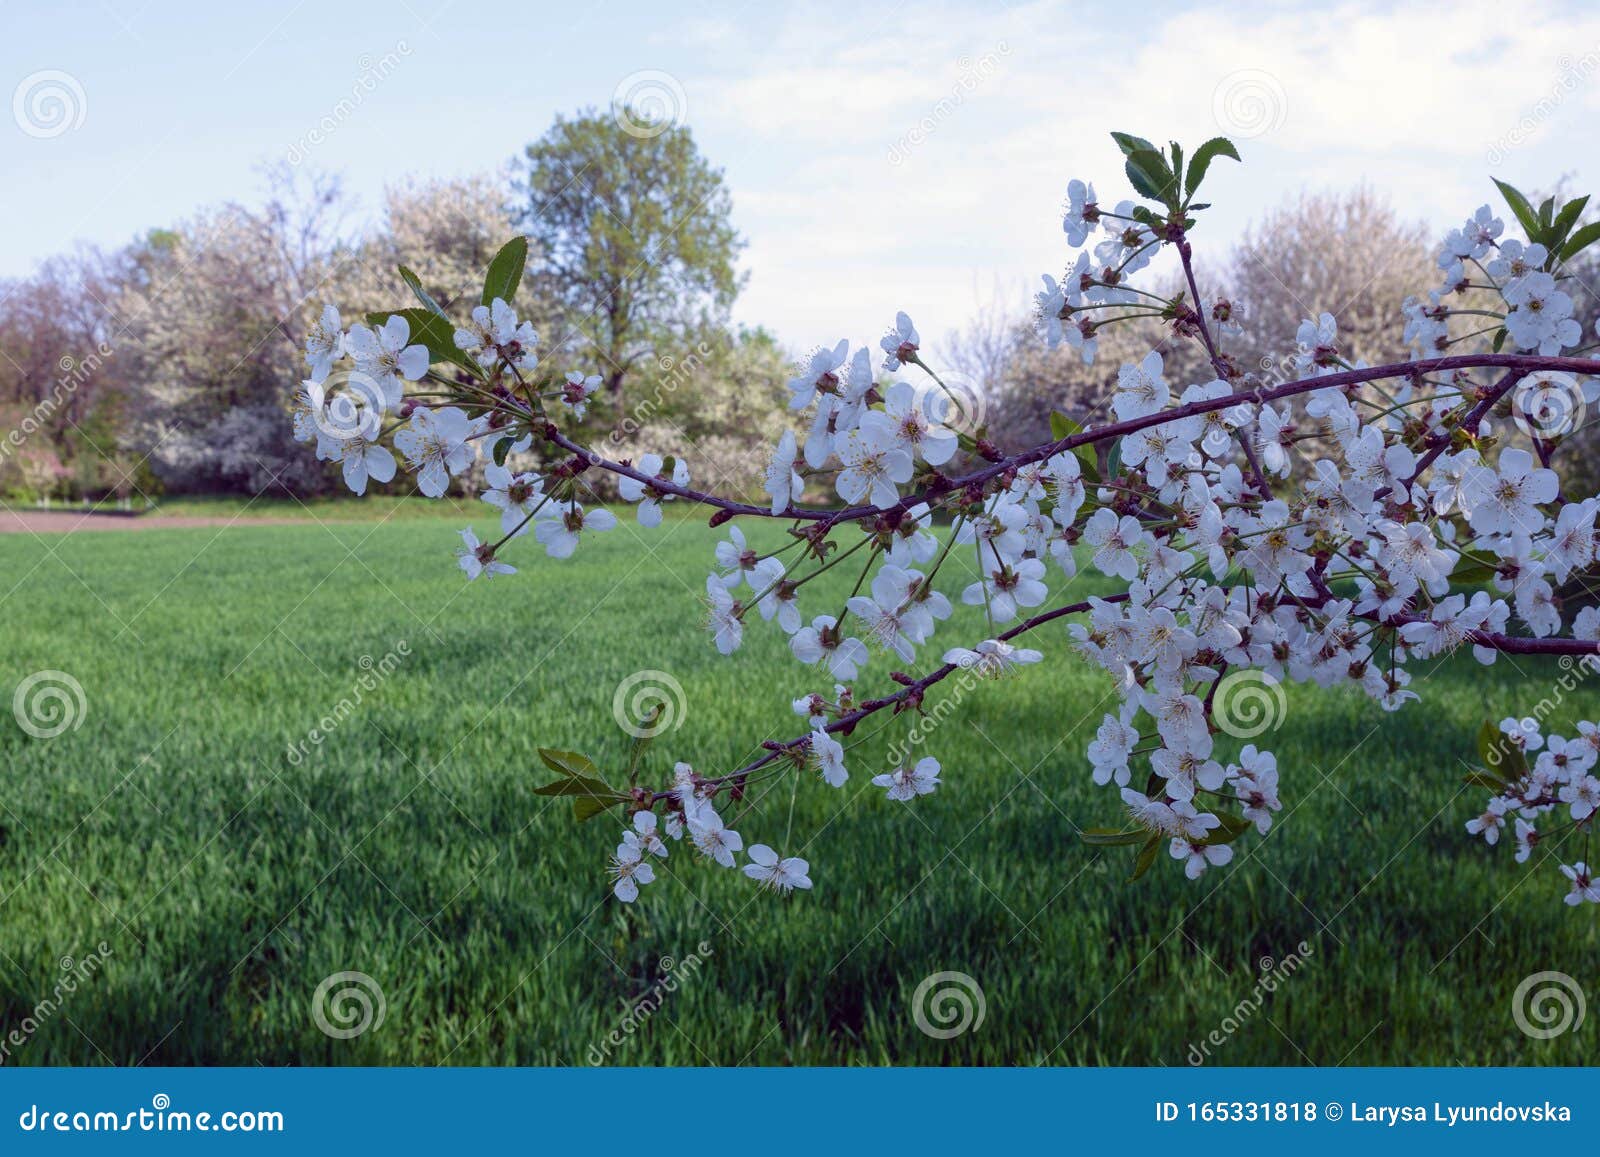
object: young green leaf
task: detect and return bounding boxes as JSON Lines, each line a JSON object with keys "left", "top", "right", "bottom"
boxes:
{"left": 1080, "top": 826, "right": 1150, "bottom": 846}
{"left": 365, "top": 307, "right": 481, "bottom": 378}
{"left": 574, "top": 795, "right": 623, "bottom": 822}
{"left": 1475, "top": 719, "right": 1527, "bottom": 781}
{"left": 1129, "top": 834, "right": 1162, "bottom": 881}
{"left": 1184, "top": 136, "right": 1241, "bottom": 198}
{"left": 1199, "top": 811, "right": 1254, "bottom": 846}
{"left": 1492, "top": 179, "right": 1540, "bottom": 240}
{"left": 537, "top": 747, "right": 601, "bottom": 779}
{"left": 532, "top": 773, "right": 627, "bottom": 800}
{"left": 1547, "top": 195, "right": 1589, "bottom": 251}
{"left": 1109, "top": 131, "right": 1159, "bottom": 158}
{"left": 625, "top": 705, "right": 662, "bottom": 786}
{"left": 398, "top": 265, "right": 449, "bottom": 319}
{"left": 482, "top": 235, "right": 529, "bottom": 307}
{"left": 1560, "top": 220, "right": 1600, "bottom": 263}
{"left": 1125, "top": 147, "right": 1178, "bottom": 207}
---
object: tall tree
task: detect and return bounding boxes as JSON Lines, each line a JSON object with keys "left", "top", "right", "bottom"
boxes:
{"left": 513, "top": 109, "right": 744, "bottom": 425}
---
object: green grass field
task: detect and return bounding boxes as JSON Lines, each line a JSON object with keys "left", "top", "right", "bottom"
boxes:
{"left": 1, "top": 505, "right": 1595, "bottom": 1065}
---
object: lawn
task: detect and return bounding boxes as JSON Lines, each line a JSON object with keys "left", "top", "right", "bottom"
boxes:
{"left": 0, "top": 506, "right": 1595, "bottom": 1065}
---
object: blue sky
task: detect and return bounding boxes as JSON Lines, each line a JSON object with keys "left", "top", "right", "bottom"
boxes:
{"left": 3, "top": 0, "right": 1598, "bottom": 352}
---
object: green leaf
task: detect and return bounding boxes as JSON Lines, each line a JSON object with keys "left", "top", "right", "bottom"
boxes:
{"left": 1050, "top": 411, "right": 1100, "bottom": 486}
{"left": 1560, "top": 220, "right": 1600, "bottom": 263}
{"left": 573, "top": 795, "right": 621, "bottom": 822}
{"left": 1080, "top": 826, "right": 1149, "bottom": 847}
{"left": 398, "top": 265, "right": 449, "bottom": 319}
{"left": 1491, "top": 326, "right": 1508, "bottom": 352}
{"left": 1463, "top": 769, "right": 1510, "bottom": 791}
{"left": 625, "top": 706, "right": 662, "bottom": 786}
{"left": 482, "top": 236, "right": 529, "bottom": 307}
{"left": 1547, "top": 196, "right": 1589, "bottom": 250}
{"left": 1200, "top": 811, "right": 1254, "bottom": 846}
{"left": 1184, "top": 136, "right": 1241, "bottom": 198}
{"left": 1129, "top": 834, "right": 1162, "bottom": 881}
{"left": 1476, "top": 719, "right": 1527, "bottom": 781}
{"left": 1492, "top": 179, "right": 1540, "bottom": 240}
{"left": 1450, "top": 548, "right": 1502, "bottom": 585}
{"left": 1536, "top": 195, "right": 1556, "bottom": 233}
{"left": 537, "top": 747, "right": 601, "bottom": 779}
{"left": 1124, "top": 147, "right": 1178, "bottom": 207}
{"left": 532, "top": 773, "right": 626, "bottom": 800}
{"left": 366, "top": 307, "right": 480, "bottom": 378}
{"left": 492, "top": 436, "right": 512, "bottom": 467}
{"left": 1109, "top": 131, "right": 1159, "bottom": 158}
{"left": 1167, "top": 141, "right": 1184, "bottom": 191}
{"left": 1105, "top": 438, "right": 1123, "bottom": 480}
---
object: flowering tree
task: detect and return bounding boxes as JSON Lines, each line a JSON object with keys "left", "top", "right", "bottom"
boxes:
{"left": 289, "top": 132, "right": 1600, "bottom": 909}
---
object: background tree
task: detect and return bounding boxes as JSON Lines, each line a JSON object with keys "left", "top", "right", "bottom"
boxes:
{"left": 1222, "top": 187, "right": 1435, "bottom": 378}
{"left": 513, "top": 109, "right": 744, "bottom": 429}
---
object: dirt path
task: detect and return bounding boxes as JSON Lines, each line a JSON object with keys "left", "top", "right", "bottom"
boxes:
{"left": 0, "top": 510, "right": 305, "bottom": 534}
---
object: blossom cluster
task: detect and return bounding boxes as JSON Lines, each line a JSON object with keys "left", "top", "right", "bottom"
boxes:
{"left": 1467, "top": 717, "right": 1600, "bottom": 905}
{"left": 286, "top": 132, "right": 1600, "bottom": 908}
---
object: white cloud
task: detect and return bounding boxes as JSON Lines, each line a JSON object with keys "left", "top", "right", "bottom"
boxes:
{"left": 706, "top": 0, "right": 1600, "bottom": 354}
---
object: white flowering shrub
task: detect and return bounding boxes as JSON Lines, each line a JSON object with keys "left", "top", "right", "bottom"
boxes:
{"left": 289, "top": 133, "right": 1600, "bottom": 909}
